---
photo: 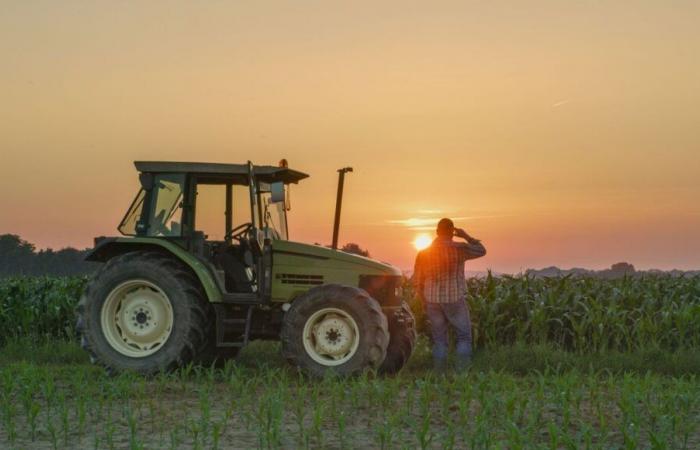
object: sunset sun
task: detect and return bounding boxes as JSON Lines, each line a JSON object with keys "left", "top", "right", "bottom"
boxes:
{"left": 413, "top": 234, "right": 432, "bottom": 251}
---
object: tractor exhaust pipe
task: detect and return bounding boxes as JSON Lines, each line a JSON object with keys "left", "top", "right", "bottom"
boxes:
{"left": 332, "top": 167, "right": 353, "bottom": 250}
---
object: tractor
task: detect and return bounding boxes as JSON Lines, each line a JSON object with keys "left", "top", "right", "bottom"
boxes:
{"left": 76, "top": 161, "right": 416, "bottom": 376}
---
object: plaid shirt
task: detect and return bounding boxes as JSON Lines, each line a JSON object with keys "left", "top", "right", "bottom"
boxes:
{"left": 413, "top": 237, "right": 486, "bottom": 304}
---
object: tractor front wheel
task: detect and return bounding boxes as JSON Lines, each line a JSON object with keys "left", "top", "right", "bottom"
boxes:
{"left": 281, "top": 284, "right": 389, "bottom": 377}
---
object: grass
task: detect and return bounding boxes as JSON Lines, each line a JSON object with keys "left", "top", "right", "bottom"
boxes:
{"left": 3, "top": 336, "right": 700, "bottom": 377}
{"left": 0, "top": 339, "right": 699, "bottom": 449}
{"left": 471, "top": 343, "right": 700, "bottom": 377}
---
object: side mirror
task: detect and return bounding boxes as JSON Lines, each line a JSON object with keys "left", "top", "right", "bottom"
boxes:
{"left": 270, "top": 181, "right": 285, "bottom": 203}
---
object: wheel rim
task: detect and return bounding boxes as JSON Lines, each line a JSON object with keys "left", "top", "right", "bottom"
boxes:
{"left": 302, "top": 307, "right": 360, "bottom": 366}
{"left": 101, "top": 280, "right": 174, "bottom": 358}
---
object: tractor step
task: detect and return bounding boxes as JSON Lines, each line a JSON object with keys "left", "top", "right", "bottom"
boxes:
{"left": 214, "top": 304, "right": 254, "bottom": 348}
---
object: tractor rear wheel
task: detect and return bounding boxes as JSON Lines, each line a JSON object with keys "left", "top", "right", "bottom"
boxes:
{"left": 379, "top": 301, "right": 417, "bottom": 374}
{"left": 281, "top": 284, "right": 389, "bottom": 377}
{"left": 76, "top": 251, "right": 210, "bottom": 375}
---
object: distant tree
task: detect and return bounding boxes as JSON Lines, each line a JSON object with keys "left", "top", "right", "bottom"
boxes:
{"left": 34, "top": 247, "right": 96, "bottom": 277}
{"left": 0, "top": 234, "right": 35, "bottom": 276}
{"left": 610, "top": 262, "right": 635, "bottom": 274}
{"left": 340, "top": 243, "right": 370, "bottom": 257}
{"left": 605, "top": 262, "right": 636, "bottom": 279}
{"left": 527, "top": 262, "right": 649, "bottom": 279}
{"left": 0, "top": 234, "right": 97, "bottom": 277}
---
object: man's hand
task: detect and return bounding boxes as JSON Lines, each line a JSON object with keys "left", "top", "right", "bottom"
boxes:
{"left": 454, "top": 228, "right": 470, "bottom": 239}
{"left": 454, "top": 228, "right": 479, "bottom": 243}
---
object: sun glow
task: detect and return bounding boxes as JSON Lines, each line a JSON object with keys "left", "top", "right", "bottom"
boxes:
{"left": 413, "top": 234, "right": 432, "bottom": 251}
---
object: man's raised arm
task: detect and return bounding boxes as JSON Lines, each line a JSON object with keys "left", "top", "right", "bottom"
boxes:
{"left": 454, "top": 228, "right": 487, "bottom": 260}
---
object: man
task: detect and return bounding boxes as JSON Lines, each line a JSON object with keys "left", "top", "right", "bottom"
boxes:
{"left": 413, "top": 218, "right": 486, "bottom": 371}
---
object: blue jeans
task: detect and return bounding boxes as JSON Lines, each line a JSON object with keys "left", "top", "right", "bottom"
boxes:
{"left": 425, "top": 301, "right": 473, "bottom": 370}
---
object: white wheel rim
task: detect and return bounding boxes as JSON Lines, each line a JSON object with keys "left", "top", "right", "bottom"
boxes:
{"left": 302, "top": 307, "right": 360, "bottom": 366}
{"left": 101, "top": 280, "right": 174, "bottom": 358}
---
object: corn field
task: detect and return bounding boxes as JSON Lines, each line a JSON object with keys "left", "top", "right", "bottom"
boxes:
{"left": 410, "top": 274, "right": 700, "bottom": 352}
{"left": 0, "top": 360, "right": 699, "bottom": 449}
{"left": 0, "top": 277, "right": 86, "bottom": 344}
{"left": 2, "top": 275, "right": 700, "bottom": 352}
{"left": 465, "top": 274, "right": 700, "bottom": 352}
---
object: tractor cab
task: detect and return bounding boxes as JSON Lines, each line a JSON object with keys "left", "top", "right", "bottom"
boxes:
{"left": 116, "top": 161, "right": 308, "bottom": 301}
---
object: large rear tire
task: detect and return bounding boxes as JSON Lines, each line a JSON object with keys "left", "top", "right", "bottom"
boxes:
{"left": 281, "top": 284, "right": 389, "bottom": 377}
{"left": 379, "top": 301, "right": 417, "bottom": 374}
{"left": 76, "top": 251, "right": 210, "bottom": 375}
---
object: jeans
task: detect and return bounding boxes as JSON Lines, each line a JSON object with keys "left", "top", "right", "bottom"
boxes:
{"left": 425, "top": 301, "right": 473, "bottom": 370}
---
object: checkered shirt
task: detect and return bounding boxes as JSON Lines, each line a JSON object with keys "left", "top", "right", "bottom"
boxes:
{"left": 413, "top": 237, "right": 486, "bottom": 304}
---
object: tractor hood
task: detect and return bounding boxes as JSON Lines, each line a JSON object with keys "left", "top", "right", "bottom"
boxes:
{"left": 271, "top": 240, "right": 402, "bottom": 276}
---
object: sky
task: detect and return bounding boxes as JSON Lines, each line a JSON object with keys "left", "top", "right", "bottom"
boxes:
{"left": 1, "top": 1, "right": 699, "bottom": 273}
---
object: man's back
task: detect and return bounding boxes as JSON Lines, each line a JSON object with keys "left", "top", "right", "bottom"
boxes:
{"left": 414, "top": 236, "right": 486, "bottom": 304}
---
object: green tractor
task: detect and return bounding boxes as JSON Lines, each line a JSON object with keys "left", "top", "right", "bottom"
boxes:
{"left": 77, "top": 161, "right": 416, "bottom": 376}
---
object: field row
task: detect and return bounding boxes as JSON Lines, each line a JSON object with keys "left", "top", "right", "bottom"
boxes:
{"left": 0, "top": 356, "right": 699, "bottom": 449}
{"left": 2, "top": 275, "right": 700, "bottom": 352}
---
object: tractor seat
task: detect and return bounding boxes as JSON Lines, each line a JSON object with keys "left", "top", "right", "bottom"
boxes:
{"left": 216, "top": 245, "right": 256, "bottom": 293}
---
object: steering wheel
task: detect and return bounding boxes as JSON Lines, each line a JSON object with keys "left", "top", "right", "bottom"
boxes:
{"left": 227, "top": 222, "right": 253, "bottom": 242}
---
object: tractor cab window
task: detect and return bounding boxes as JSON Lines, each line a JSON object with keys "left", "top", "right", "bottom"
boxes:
{"left": 118, "top": 189, "right": 146, "bottom": 236}
{"left": 195, "top": 184, "right": 226, "bottom": 241}
{"left": 147, "top": 174, "right": 185, "bottom": 237}
{"left": 260, "top": 183, "right": 288, "bottom": 240}
{"left": 232, "top": 184, "right": 253, "bottom": 231}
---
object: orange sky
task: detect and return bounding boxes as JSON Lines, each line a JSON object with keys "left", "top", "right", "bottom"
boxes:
{"left": 1, "top": 1, "right": 699, "bottom": 273}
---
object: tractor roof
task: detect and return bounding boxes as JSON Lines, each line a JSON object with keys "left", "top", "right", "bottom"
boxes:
{"left": 134, "top": 161, "right": 309, "bottom": 184}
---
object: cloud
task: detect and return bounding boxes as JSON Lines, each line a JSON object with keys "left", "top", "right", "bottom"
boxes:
{"left": 551, "top": 99, "right": 571, "bottom": 108}
{"left": 387, "top": 217, "right": 441, "bottom": 228}
{"left": 387, "top": 214, "right": 512, "bottom": 229}
{"left": 387, "top": 216, "right": 471, "bottom": 229}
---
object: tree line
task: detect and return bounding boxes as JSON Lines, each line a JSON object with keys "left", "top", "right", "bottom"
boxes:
{"left": 0, "top": 234, "right": 98, "bottom": 277}
{"left": 0, "top": 234, "right": 372, "bottom": 278}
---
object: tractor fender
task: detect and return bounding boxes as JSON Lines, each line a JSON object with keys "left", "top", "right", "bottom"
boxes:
{"left": 86, "top": 237, "right": 222, "bottom": 303}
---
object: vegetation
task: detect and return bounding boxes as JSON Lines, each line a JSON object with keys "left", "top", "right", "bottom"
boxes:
{"left": 1, "top": 274, "right": 698, "bottom": 448}
{"left": 466, "top": 274, "right": 700, "bottom": 352}
{"left": 338, "top": 242, "right": 371, "bottom": 257}
{"left": 406, "top": 274, "right": 700, "bottom": 353}
{"left": 0, "top": 276, "right": 86, "bottom": 344}
{"left": 0, "top": 234, "right": 96, "bottom": 277}
{"left": 2, "top": 274, "right": 700, "bottom": 352}
{"left": 0, "top": 340, "right": 698, "bottom": 449}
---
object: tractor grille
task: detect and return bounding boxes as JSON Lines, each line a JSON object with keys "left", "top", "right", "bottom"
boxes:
{"left": 359, "top": 275, "right": 402, "bottom": 307}
{"left": 277, "top": 273, "right": 324, "bottom": 285}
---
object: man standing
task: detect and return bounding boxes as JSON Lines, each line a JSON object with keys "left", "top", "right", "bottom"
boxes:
{"left": 413, "top": 218, "right": 487, "bottom": 371}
